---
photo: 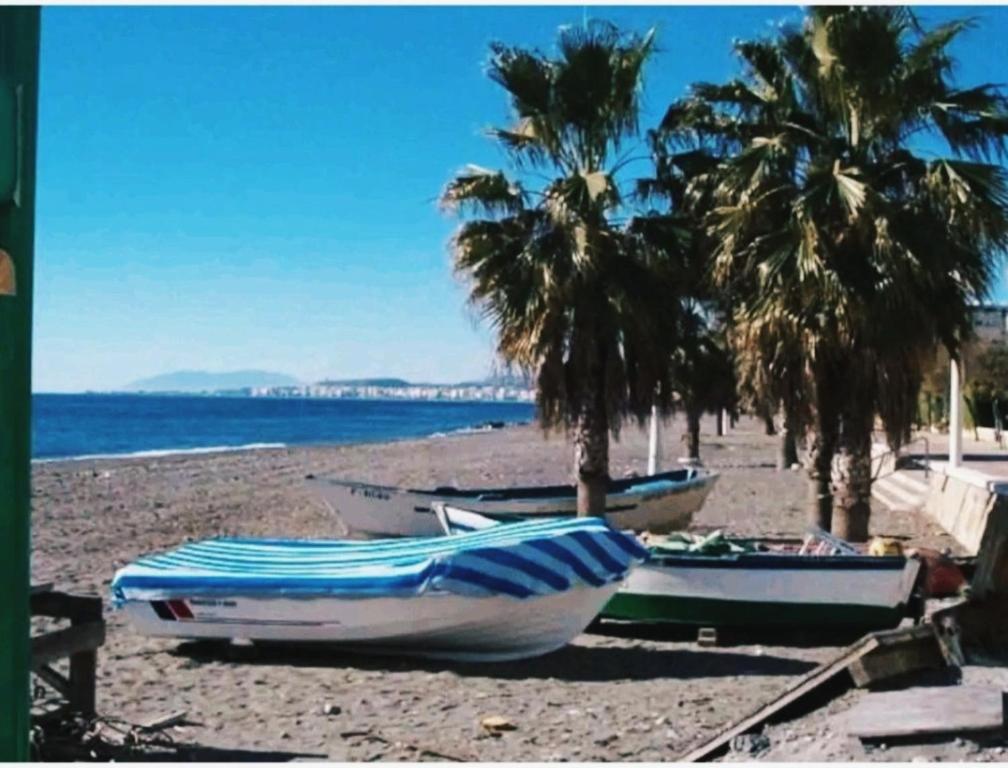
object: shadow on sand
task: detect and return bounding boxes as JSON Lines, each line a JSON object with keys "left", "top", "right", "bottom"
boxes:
{"left": 171, "top": 637, "right": 818, "bottom": 682}
{"left": 120, "top": 744, "right": 326, "bottom": 762}
{"left": 31, "top": 712, "right": 327, "bottom": 762}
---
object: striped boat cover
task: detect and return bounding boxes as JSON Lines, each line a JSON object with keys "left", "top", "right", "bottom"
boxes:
{"left": 111, "top": 517, "right": 649, "bottom": 604}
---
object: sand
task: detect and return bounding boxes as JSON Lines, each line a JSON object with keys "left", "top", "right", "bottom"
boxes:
{"left": 29, "top": 414, "right": 985, "bottom": 761}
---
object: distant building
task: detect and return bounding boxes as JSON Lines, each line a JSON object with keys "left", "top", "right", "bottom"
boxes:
{"left": 970, "top": 304, "right": 1008, "bottom": 342}
{"left": 248, "top": 380, "right": 534, "bottom": 403}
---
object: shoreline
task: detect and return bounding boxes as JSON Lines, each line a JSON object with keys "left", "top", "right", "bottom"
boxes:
{"left": 31, "top": 418, "right": 531, "bottom": 465}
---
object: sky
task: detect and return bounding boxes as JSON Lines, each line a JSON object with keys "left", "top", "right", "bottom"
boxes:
{"left": 33, "top": 4, "right": 1008, "bottom": 392}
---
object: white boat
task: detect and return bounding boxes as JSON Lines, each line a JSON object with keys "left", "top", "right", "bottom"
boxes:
{"left": 307, "top": 466, "right": 719, "bottom": 539}
{"left": 111, "top": 517, "right": 648, "bottom": 662}
{"left": 601, "top": 531, "right": 922, "bottom": 629}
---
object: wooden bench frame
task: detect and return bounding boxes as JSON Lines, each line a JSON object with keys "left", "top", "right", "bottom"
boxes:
{"left": 30, "top": 585, "right": 104, "bottom": 715}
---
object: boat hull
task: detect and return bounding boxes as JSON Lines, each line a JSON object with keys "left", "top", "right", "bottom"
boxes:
{"left": 309, "top": 469, "right": 719, "bottom": 539}
{"left": 602, "top": 555, "right": 920, "bottom": 630}
{"left": 119, "top": 583, "right": 619, "bottom": 661}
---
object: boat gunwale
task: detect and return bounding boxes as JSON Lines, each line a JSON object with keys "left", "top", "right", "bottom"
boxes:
{"left": 644, "top": 549, "right": 914, "bottom": 570}
{"left": 308, "top": 467, "right": 719, "bottom": 502}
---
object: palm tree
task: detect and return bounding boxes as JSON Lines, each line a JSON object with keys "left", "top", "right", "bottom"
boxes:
{"left": 671, "top": 313, "right": 736, "bottom": 461}
{"left": 631, "top": 137, "right": 736, "bottom": 464}
{"left": 441, "top": 21, "right": 682, "bottom": 515}
{"left": 664, "top": 7, "right": 1008, "bottom": 539}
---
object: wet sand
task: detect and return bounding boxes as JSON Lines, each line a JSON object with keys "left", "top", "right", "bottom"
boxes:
{"left": 31, "top": 414, "right": 969, "bottom": 761}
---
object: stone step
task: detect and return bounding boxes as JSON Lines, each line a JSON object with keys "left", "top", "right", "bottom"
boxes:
{"left": 884, "top": 469, "right": 928, "bottom": 495}
{"left": 872, "top": 483, "right": 917, "bottom": 513}
{"left": 872, "top": 469, "right": 929, "bottom": 512}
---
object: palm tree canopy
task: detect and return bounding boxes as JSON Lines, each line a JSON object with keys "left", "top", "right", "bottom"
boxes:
{"left": 662, "top": 6, "right": 1008, "bottom": 447}
{"left": 441, "top": 21, "right": 685, "bottom": 434}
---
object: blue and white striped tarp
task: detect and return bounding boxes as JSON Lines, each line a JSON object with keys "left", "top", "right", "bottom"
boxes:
{"left": 111, "top": 517, "right": 649, "bottom": 604}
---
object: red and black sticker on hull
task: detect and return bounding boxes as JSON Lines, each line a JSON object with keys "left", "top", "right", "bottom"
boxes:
{"left": 150, "top": 599, "right": 194, "bottom": 620}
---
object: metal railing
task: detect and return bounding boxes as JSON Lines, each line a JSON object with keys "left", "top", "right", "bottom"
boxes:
{"left": 870, "top": 434, "right": 931, "bottom": 483}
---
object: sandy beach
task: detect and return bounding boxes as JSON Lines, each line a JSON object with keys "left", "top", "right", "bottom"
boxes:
{"left": 30, "top": 415, "right": 982, "bottom": 761}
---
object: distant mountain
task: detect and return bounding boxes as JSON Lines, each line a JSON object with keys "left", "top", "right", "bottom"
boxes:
{"left": 124, "top": 370, "right": 301, "bottom": 393}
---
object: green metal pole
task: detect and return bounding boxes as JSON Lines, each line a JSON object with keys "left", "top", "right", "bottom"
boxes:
{"left": 0, "top": 6, "right": 40, "bottom": 762}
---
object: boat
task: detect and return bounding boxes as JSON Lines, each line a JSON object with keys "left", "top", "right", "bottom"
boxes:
{"left": 307, "top": 466, "right": 719, "bottom": 539}
{"left": 110, "top": 517, "right": 648, "bottom": 662}
{"left": 600, "top": 530, "right": 922, "bottom": 630}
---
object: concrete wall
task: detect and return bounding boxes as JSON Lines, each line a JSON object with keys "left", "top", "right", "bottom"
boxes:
{"left": 924, "top": 469, "right": 996, "bottom": 554}
{"left": 923, "top": 464, "right": 1008, "bottom": 596}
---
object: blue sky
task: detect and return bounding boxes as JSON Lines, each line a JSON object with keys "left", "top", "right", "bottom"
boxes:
{"left": 33, "top": 5, "right": 1008, "bottom": 392}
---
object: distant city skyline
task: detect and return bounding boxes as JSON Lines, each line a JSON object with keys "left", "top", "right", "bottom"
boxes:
{"left": 33, "top": 5, "right": 1008, "bottom": 392}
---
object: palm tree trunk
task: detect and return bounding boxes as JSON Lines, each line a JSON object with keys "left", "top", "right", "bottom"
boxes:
{"left": 685, "top": 405, "right": 701, "bottom": 462}
{"left": 574, "top": 412, "right": 608, "bottom": 516}
{"left": 831, "top": 435, "right": 872, "bottom": 542}
{"left": 806, "top": 391, "right": 838, "bottom": 531}
{"left": 806, "top": 431, "right": 834, "bottom": 530}
{"left": 574, "top": 345, "right": 609, "bottom": 517}
{"left": 777, "top": 410, "right": 799, "bottom": 471}
{"left": 762, "top": 409, "right": 776, "bottom": 436}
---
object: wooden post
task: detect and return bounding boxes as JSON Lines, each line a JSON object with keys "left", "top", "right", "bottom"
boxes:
{"left": 647, "top": 403, "right": 662, "bottom": 475}
{"left": 950, "top": 358, "right": 963, "bottom": 468}
{"left": 68, "top": 622, "right": 97, "bottom": 715}
{"left": 0, "top": 8, "right": 40, "bottom": 762}
{"left": 30, "top": 591, "right": 104, "bottom": 717}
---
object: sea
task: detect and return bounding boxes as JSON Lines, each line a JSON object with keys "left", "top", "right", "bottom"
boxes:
{"left": 31, "top": 393, "right": 535, "bottom": 461}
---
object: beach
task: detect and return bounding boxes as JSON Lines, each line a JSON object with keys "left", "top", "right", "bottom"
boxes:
{"left": 31, "top": 415, "right": 970, "bottom": 761}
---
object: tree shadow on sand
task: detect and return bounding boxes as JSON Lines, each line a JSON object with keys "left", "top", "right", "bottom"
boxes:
{"left": 171, "top": 638, "right": 818, "bottom": 682}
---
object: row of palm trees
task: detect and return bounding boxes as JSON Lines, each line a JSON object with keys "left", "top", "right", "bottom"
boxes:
{"left": 441, "top": 7, "right": 1008, "bottom": 541}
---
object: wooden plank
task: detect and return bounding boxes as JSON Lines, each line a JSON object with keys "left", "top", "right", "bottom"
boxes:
{"left": 848, "top": 625, "right": 943, "bottom": 687}
{"left": 30, "top": 582, "right": 53, "bottom": 595}
{"left": 30, "top": 591, "right": 101, "bottom": 621}
{"left": 679, "top": 632, "right": 881, "bottom": 762}
{"left": 843, "top": 686, "right": 1005, "bottom": 739}
{"left": 679, "top": 625, "right": 942, "bottom": 762}
{"left": 30, "top": 621, "right": 104, "bottom": 668}
{"left": 32, "top": 664, "right": 71, "bottom": 699}
{"left": 139, "top": 710, "right": 188, "bottom": 731}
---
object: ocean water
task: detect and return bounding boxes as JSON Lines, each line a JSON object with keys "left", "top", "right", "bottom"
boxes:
{"left": 31, "top": 393, "right": 535, "bottom": 461}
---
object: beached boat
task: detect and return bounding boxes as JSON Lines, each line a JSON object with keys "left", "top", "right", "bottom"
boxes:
{"left": 307, "top": 466, "right": 719, "bottom": 539}
{"left": 600, "top": 531, "right": 922, "bottom": 630}
{"left": 111, "top": 517, "right": 648, "bottom": 661}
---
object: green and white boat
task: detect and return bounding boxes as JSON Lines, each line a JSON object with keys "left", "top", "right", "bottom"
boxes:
{"left": 601, "top": 532, "right": 922, "bottom": 630}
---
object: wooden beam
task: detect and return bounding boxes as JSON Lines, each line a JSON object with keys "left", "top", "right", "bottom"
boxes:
{"left": 32, "top": 664, "right": 71, "bottom": 699}
{"left": 848, "top": 625, "right": 943, "bottom": 688}
{"left": 30, "top": 591, "right": 102, "bottom": 622}
{"left": 69, "top": 647, "right": 97, "bottom": 714}
{"left": 30, "top": 621, "right": 104, "bottom": 669}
